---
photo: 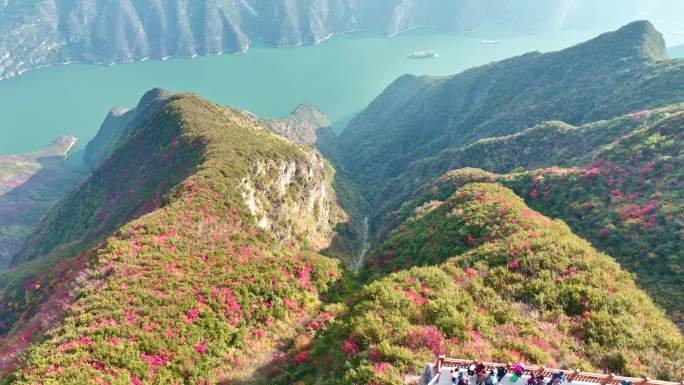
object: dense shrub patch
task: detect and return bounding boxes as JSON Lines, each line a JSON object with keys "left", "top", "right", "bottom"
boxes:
{"left": 272, "top": 184, "right": 684, "bottom": 384}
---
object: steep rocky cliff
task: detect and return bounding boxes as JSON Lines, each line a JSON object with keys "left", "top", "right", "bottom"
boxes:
{"left": 13, "top": 92, "right": 358, "bottom": 267}
{"left": 2, "top": 0, "right": 683, "bottom": 80}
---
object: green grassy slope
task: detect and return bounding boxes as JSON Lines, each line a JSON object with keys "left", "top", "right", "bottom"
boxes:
{"left": 371, "top": 106, "right": 684, "bottom": 240}
{"left": 272, "top": 184, "right": 684, "bottom": 385}
{"left": 0, "top": 93, "right": 359, "bottom": 384}
{"left": 82, "top": 89, "right": 173, "bottom": 171}
{"left": 337, "top": 21, "right": 684, "bottom": 201}
{"left": 376, "top": 106, "right": 684, "bottom": 320}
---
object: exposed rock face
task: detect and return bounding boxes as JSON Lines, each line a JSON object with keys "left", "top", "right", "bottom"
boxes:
{"left": 12, "top": 90, "right": 361, "bottom": 268}
{"left": 238, "top": 150, "right": 341, "bottom": 251}
{"left": 2, "top": 0, "right": 683, "bottom": 80}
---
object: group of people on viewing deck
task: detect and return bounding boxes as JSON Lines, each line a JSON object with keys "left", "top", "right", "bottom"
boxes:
{"left": 450, "top": 362, "right": 568, "bottom": 385}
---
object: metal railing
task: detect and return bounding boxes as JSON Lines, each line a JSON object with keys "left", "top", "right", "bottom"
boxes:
{"left": 434, "top": 356, "right": 683, "bottom": 385}
{"left": 426, "top": 372, "right": 441, "bottom": 385}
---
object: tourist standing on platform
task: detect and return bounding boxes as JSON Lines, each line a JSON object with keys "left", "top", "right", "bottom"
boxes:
{"left": 485, "top": 370, "right": 496, "bottom": 385}
{"left": 496, "top": 366, "right": 508, "bottom": 383}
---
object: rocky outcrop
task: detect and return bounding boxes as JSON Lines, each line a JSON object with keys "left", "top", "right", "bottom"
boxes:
{"left": 238, "top": 150, "right": 342, "bottom": 251}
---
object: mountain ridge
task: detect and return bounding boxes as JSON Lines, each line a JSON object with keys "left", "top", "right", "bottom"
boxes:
{"left": 0, "top": 92, "right": 361, "bottom": 383}
{"left": 337, "top": 20, "right": 684, "bottom": 202}
{"left": 371, "top": 104, "right": 684, "bottom": 321}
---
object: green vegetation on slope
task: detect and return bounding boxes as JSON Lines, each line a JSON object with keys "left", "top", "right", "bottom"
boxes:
{"left": 0, "top": 137, "right": 87, "bottom": 268}
{"left": 0, "top": 93, "right": 361, "bottom": 384}
{"left": 338, "top": 21, "right": 684, "bottom": 201}
{"left": 82, "top": 88, "right": 173, "bottom": 171}
{"left": 371, "top": 107, "right": 678, "bottom": 241}
{"left": 3, "top": 21, "right": 684, "bottom": 385}
{"left": 272, "top": 184, "right": 684, "bottom": 385}
{"left": 377, "top": 105, "right": 683, "bottom": 320}
{"left": 12, "top": 93, "right": 203, "bottom": 266}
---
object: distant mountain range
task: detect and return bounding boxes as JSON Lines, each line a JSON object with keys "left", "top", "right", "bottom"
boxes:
{"left": 1, "top": 0, "right": 683, "bottom": 79}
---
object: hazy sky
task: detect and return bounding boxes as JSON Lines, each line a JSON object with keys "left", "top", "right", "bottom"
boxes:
{"left": 419, "top": 0, "right": 684, "bottom": 45}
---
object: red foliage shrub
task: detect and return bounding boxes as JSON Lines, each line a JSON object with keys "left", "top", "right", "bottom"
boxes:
{"left": 140, "top": 352, "right": 170, "bottom": 368}
{"left": 373, "top": 362, "right": 392, "bottom": 375}
{"left": 369, "top": 348, "right": 382, "bottom": 362}
{"left": 343, "top": 335, "right": 359, "bottom": 357}
{"left": 583, "top": 167, "right": 602, "bottom": 178}
{"left": 252, "top": 328, "right": 267, "bottom": 338}
{"left": 405, "top": 326, "right": 444, "bottom": 355}
{"left": 293, "top": 350, "right": 309, "bottom": 363}
{"left": 403, "top": 289, "right": 427, "bottom": 305}
{"left": 194, "top": 343, "right": 207, "bottom": 355}
{"left": 638, "top": 162, "right": 656, "bottom": 176}
{"left": 466, "top": 234, "right": 477, "bottom": 245}
{"left": 507, "top": 259, "right": 520, "bottom": 270}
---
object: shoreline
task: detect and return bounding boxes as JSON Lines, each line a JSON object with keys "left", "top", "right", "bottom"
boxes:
{"left": 0, "top": 25, "right": 457, "bottom": 82}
